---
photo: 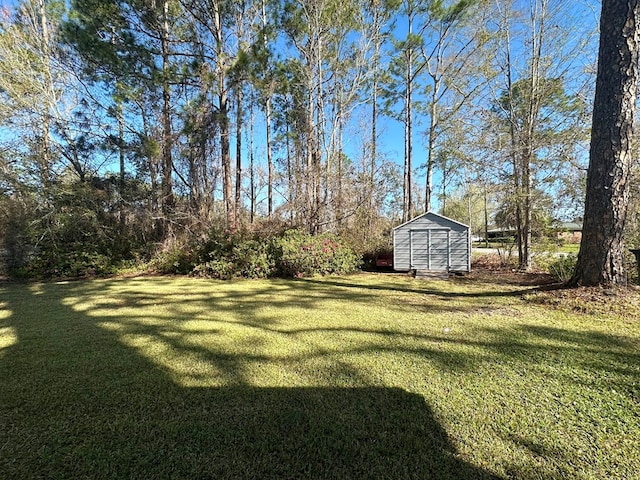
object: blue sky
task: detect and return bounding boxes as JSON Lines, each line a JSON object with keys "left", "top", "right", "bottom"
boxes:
{"left": 0, "top": 0, "right": 602, "bottom": 222}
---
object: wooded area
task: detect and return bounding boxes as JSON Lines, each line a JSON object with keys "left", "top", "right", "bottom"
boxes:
{"left": 1, "top": 0, "right": 639, "bottom": 283}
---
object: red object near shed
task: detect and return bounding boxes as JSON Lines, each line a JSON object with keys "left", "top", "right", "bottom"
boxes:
{"left": 375, "top": 253, "right": 394, "bottom": 268}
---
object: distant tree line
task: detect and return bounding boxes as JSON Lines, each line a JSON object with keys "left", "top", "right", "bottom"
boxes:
{"left": 1, "top": 0, "right": 638, "bottom": 283}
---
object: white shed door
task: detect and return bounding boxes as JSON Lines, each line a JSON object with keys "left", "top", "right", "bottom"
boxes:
{"left": 410, "top": 229, "right": 450, "bottom": 271}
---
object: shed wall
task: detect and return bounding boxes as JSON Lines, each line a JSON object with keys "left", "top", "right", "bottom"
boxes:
{"left": 393, "top": 213, "right": 470, "bottom": 272}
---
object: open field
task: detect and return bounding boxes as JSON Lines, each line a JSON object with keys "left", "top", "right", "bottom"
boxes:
{"left": 1, "top": 273, "right": 639, "bottom": 479}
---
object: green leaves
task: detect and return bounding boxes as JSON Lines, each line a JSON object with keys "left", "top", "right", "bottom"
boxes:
{"left": 429, "top": 0, "right": 474, "bottom": 25}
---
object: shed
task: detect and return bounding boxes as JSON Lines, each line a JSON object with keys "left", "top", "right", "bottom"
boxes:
{"left": 393, "top": 212, "right": 470, "bottom": 273}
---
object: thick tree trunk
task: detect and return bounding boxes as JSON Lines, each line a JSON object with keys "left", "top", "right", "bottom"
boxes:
{"left": 570, "top": 0, "right": 640, "bottom": 286}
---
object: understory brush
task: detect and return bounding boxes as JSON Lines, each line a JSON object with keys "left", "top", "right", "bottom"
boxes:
{"left": 152, "top": 229, "right": 360, "bottom": 279}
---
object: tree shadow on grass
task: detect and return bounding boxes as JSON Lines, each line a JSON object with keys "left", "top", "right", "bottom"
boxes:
{"left": 0, "top": 282, "right": 501, "bottom": 479}
{"left": 297, "top": 276, "right": 550, "bottom": 300}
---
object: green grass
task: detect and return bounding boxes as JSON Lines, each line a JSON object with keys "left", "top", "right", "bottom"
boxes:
{"left": 1, "top": 274, "right": 638, "bottom": 479}
{"left": 557, "top": 243, "right": 580, "bottom": 254}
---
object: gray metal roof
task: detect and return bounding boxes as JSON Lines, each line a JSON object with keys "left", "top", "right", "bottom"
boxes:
{"left": 393, "top": 211, "right": 469, "bottom": 231}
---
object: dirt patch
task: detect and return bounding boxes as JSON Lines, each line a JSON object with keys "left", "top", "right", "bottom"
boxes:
{"left": 475, "top": 306, "right": 522, "bottom": 317}
{"left": 468, "top": 254, "right": 557, "bottom": 287}
{"left": 525, "top": 285, "right": 640, "bottom": 319}
{"left": 469, "top": 254, "right": 640, "bottom": 319}
{"left": 465, "top": 269, "right": 557, "bottom": 287}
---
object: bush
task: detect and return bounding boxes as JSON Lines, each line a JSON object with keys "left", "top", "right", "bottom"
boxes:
{"left": 546, "top": 254, "right": 577, "bottom": 282}
{"left": 16, "top": 219, "right": 361, "bottom": 280}
{"left": 232, "top": 240, "right": 275, "bottom": 278}
{"left": 193, "top": 238, "right": 275, "bottom": 279}
{"left": 275, "top": 230, "right": 360, "bottom": 277}
{"left": 25, "top": 251, "right": 114, "bottom": 279}
{"left": 192, "top": 229, "right": 276, "bottom": 279}
{"left": 193, "top": 258, "right": 236, "bottom": 280}
{"left": 150, "top": 242, "right": 199, "bottom": 275}
{"left": 193, "top": 229, "right": 359, "bottom": 279}
{"left": 9, "top": 181, "right": 138, "bottom": 279}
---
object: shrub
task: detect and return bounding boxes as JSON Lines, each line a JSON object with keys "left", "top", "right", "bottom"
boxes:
{"left": 10, "top": 181, "right": 137, "bottom": 279}
{"left": 150, "top": 242, "right": 198, "bottom": 274}
{"left": 275, "top": 230, "right": 360, "bottom": 277}
{"left": 193, "top": 239, "right": 275, "bottom": 280}
{"left": 192, "top": 258, "right": 236, "bottom": 280}
{"left": 546, "top": 254, "right": 577, "bottom": 282}
{"left": 194, "top": 229, "right": 359, "bottom": 279}
{"left": 25, "top": 251, "right": 114, "bottom": 279}
{"left": 231, "top": 240, "right": 275, "bottom": 278}
{"left": 192, "top": 229, "right": 276, "bottom": 279}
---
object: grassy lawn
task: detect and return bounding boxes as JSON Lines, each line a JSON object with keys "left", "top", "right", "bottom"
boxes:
{"left": 557, "top": 243, "right": 580, "bottom": 254}
{"left": 1, "top": 273, "right": 638, "bottom": 479}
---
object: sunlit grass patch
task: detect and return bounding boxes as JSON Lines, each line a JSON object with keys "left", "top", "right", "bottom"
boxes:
{"left": 0, "top": 326, "right": 17, "bottom": 350}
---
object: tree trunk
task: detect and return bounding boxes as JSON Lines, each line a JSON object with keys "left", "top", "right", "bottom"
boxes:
{"left": 369, "top": 48, "right": 378, "bottom": 236}
{"left": 403, "top": 43, "right": 413, "bottom": 223}
{"left": 570, "top": 0, "right": 640, "bottom": 286}
{"left": 249, "top": 104, "right": 256, "bottom": 224}
{"left": 37, "top": 0, "right": 53, "bottom": 190}
{"left": 483, "top": 189, "right": 489, "bottom": 248}
{"left": 235, "top": 85, "right": 242, "bottom": 223}
{"left": 503, "top": 15, "right": 524, "bottom": 267}
{"left": 160, "top": 0, "right": 174, "bottom": 226}
{"left": 519, "top": 0, "right": 547, "bottom": 271}
{"left": 521, "top": 146, "right": 533, "bottom": 270}
{"left": 261, "top": 0, "right": 274, "bottom": 219}
{"left": 401, "top": 5, "right": 415, "bottom": 223}
{"left": 265, "top": 96, "right": 273, "bottom": 218}
{"left": 220, "top": 91, "right": 234, "bottom": 229}
{"left": 425, "top": 35, "right": 444, "bottom": 214}
{"left": 212, "top": 2, "right": 235, "bottom": 229}
{"left": 425, "top": 91, "right": 437, "bottom": 213}
{"left": 117, "top": 101, "right": 126, "bottom": 230}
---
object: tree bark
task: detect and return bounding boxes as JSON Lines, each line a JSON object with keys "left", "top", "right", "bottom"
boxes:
{"left": 220, "top": 90, "right": 234, "bottom": 229}
{"left": 265, "top": 96, "right": 273, "bottom": 217}
{"left": 160, "top": 0, "right": 174, "bottom": 226}
{"left": 117, "top": 101, "right": 126, "bottom": 230}
{"left": 403, "top": 26, "right": 413, "bottom": 223}
{"left": 37, "top": 0, "right": 53, "bottom": 190}
{"left": 235, "top": 85, "right": 243, "bottom": 223}
{"left": 570, "top": 0, "right": 640, "bottom": 286}
{"left": 261, "top": 0, "right": 274, "bottom": 219}
{"left": 212, "top": 2, "right": 235, "bottom": 229}
{"left": 249, "top": 106, "right": 255, "bottom": 224}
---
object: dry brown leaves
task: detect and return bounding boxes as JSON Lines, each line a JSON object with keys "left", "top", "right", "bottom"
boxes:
{"left": 527, "top": 284, "right": 640, "bottom": 319}
{"left": 471, "top": 254, "right": 640, "bottom": 319}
